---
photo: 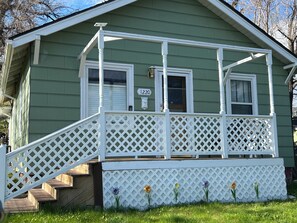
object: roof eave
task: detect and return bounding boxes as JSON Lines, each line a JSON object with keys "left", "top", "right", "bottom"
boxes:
{"left": 10, "top": 0, "right": 137, "bottom": 48}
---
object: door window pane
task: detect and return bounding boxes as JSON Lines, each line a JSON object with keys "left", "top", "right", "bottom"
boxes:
{"left": 163, "top": 76, "right": 187, "bottom": 112}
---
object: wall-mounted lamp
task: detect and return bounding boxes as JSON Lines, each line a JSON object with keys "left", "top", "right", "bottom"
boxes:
{"left": 148, "top": 66, "right": 155, "bottom": 79}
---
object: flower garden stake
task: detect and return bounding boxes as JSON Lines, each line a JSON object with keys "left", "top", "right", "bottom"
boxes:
{"left": 173, "top": 183, "right": 180, "bottom": 203}
{"left": 144, "top": 185, "right": 152, "bottom": 208}
{"left": 254, "top": 182, "right": 259, "bottom": 200}
{"left": 230, "top": 182, "right": 237, "bottom": 202}
{"left": 203, "top": 181, "right": 209, "bottom": 202}
{"left": 112, "top": 187, "right": 120, "bottom": 209}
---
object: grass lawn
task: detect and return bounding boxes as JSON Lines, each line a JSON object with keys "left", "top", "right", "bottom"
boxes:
{"left": 4, "top": 183, "right": 297, "bottom": 223}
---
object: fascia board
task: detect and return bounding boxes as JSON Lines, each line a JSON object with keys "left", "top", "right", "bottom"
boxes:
{"left": 11, "top": 0, "right": 137, "bottom": 48}
{"left": 201, "top": 0, "right": 297, "bottom": 64}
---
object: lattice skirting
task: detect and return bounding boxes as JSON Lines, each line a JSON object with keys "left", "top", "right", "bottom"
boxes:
{"left": 102, "top": 159, "right": 287, "bottom": 210}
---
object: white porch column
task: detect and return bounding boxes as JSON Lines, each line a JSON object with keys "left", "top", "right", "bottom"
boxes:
{"left": 0, "top": 145, "right": 7, "bottom": 211}
{"left": 266, "top": 53, "right": 275, "bottom": 115}
{"left": 97, "top": 24, "right": 106, "bottom": 161}
{"left": 266, "top": 53, "right": 279, "bottom": 157}
{"left": 162, "top": 41, "right": 171, "bottom": 159}
{"left": 217, "top": 48, "right": 228, "bottom": 159}
{"left": 162, "top": 41, "right": 169, "bottom": 111}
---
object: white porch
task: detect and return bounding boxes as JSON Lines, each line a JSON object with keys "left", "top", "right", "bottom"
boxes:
{"left": 78, "top": 24, "right": 280, "bottom": 161}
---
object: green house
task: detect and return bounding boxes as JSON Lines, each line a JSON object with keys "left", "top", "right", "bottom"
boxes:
{"left": 0, "top": 0, "right": 296, "bottom": 211}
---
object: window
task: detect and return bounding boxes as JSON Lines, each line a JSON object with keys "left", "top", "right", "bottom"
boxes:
{"left": 226, "top": 74, "right": 258, "bottom": 115}
{"left": 81, "top": 62, "right": 134, "bottom": 118}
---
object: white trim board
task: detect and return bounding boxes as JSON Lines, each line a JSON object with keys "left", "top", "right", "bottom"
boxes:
{"left": 102, "top": 158, "right": 284, "bottom": 171}
{"left": 226, "top": 73, "right": 258, "bottom": 115}
{"left": 154, "top": 67, "right": 194, "bottom": 113}
{"left": 80, "top": 61, "right": 134, "bottom": 119}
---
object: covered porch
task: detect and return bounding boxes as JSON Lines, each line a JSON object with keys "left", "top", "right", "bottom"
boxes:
{"left": 78, "top": 23, "right": 279, "bottom": 160}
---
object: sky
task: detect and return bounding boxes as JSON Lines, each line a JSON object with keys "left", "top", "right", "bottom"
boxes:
{"left": 62, "top": 0, "right": 103, "bottom": 11}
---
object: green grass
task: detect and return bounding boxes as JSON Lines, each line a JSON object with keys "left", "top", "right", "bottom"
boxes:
{"left": 4, "top": 183, "right": 297, "bottom": 223}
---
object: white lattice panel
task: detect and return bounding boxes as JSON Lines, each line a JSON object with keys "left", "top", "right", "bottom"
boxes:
{"left": 103, "top": 160, "right": 287, "bottom": 210}
{"left": 105, "top": 112, "right": 165, "bottom": 157}
{"left": 6, "top": 114, "right": 100, "bottom": 200}
{"left": 226, "top": 116, "right": 273, "bottom": 155}
{"left": 170, "top": 114, "right": 222, "bottom": 156}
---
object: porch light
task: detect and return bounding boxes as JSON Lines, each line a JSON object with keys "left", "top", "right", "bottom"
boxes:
{"left": 148, "top": 66, "right": 155, "bottom": 78}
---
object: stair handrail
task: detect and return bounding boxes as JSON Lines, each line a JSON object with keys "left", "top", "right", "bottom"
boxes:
{"left": 4, "top": 112, "right": 100, "bottom": 201}
{"left": 7, "top": 113, "right": 100, "bottom": 158}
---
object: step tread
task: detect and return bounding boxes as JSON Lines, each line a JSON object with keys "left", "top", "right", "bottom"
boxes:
{"left": 66, "top": 169, "right": 90, "bottom": 176}
{"left": 4, "top": 198, "right": 37, "bottom": 213}
{"left": 46, "top": 179, "right": 72, "bottom": 188}
{"left": 29, "top": 189, "right": 56, "bottom": 202}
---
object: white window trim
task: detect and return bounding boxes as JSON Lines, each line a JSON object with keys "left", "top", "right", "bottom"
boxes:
{"left": 154, "top": 67, "right": 194, "bottom": 113}
{"left": 80, "top": 61, "right": 134, "bottom": 119}
{"left": 226, "top": 73, "right": 258, "bottom": 115}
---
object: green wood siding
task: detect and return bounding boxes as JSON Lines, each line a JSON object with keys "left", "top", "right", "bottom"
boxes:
{"left": 10, "top": 61, "right": 30, "bottom": 149}
{"left": 28, "top": 0, "right": 294, "bottom": 166}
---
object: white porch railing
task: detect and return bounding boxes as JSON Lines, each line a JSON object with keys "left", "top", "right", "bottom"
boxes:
{"left": 0, "top": 111, "right": 276, "bottom": 205}
{"left": 170, "top": 113, "right": 222, "bottom": 156}
{"left": 105, "top": 112, "right": 165, "bottom": 158}
{"left": 103, "top": 111, "right": 276, "bottom": 159}
{"left": 226, "top": 115, "right": 274, "bottom": 155}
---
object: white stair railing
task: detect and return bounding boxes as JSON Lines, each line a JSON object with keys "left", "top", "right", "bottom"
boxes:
{"left": 2, "top": 113, "right": 100, "bottom": 201}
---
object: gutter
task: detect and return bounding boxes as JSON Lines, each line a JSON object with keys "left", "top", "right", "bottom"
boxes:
{"left": 0, "top": 41, "right": 14, "bottom": 104}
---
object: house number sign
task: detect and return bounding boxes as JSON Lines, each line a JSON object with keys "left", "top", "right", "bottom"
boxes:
{"left": 137, "top": 88, "right": 151, "bottom": 96}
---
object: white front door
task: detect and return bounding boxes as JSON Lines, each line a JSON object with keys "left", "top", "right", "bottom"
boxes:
{"left": 155, "top": 68, "right": 193, "bottom": 113}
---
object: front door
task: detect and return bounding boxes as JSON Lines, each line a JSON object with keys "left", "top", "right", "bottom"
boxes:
{"left": 155, "top": 68, "right": 193, "bottom": 113}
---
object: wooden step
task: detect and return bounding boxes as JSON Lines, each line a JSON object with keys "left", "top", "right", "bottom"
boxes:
{"left": 55, "top": 173, "right": 74, "bottom": 186}
{"left": 28, "top": 189, "right": 56, "bottom": 208}
{"left": 55, "top": 169, "right": 90, "bottom": 186}
{"left": 4, "top": 198, "right": 37, "bottom": 213}
{"left": 72, "top": 163, "right": 90, "bottom": 175}
{"left": 42, "top": 179, "right": 72, "bottom": 199}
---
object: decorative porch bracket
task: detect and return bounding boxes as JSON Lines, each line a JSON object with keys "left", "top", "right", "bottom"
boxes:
{"left": 284, "top": 63, "right": 297, "bottom": 85}
{"left": 223, "top": 53, "right": 265, "bottom": 85}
